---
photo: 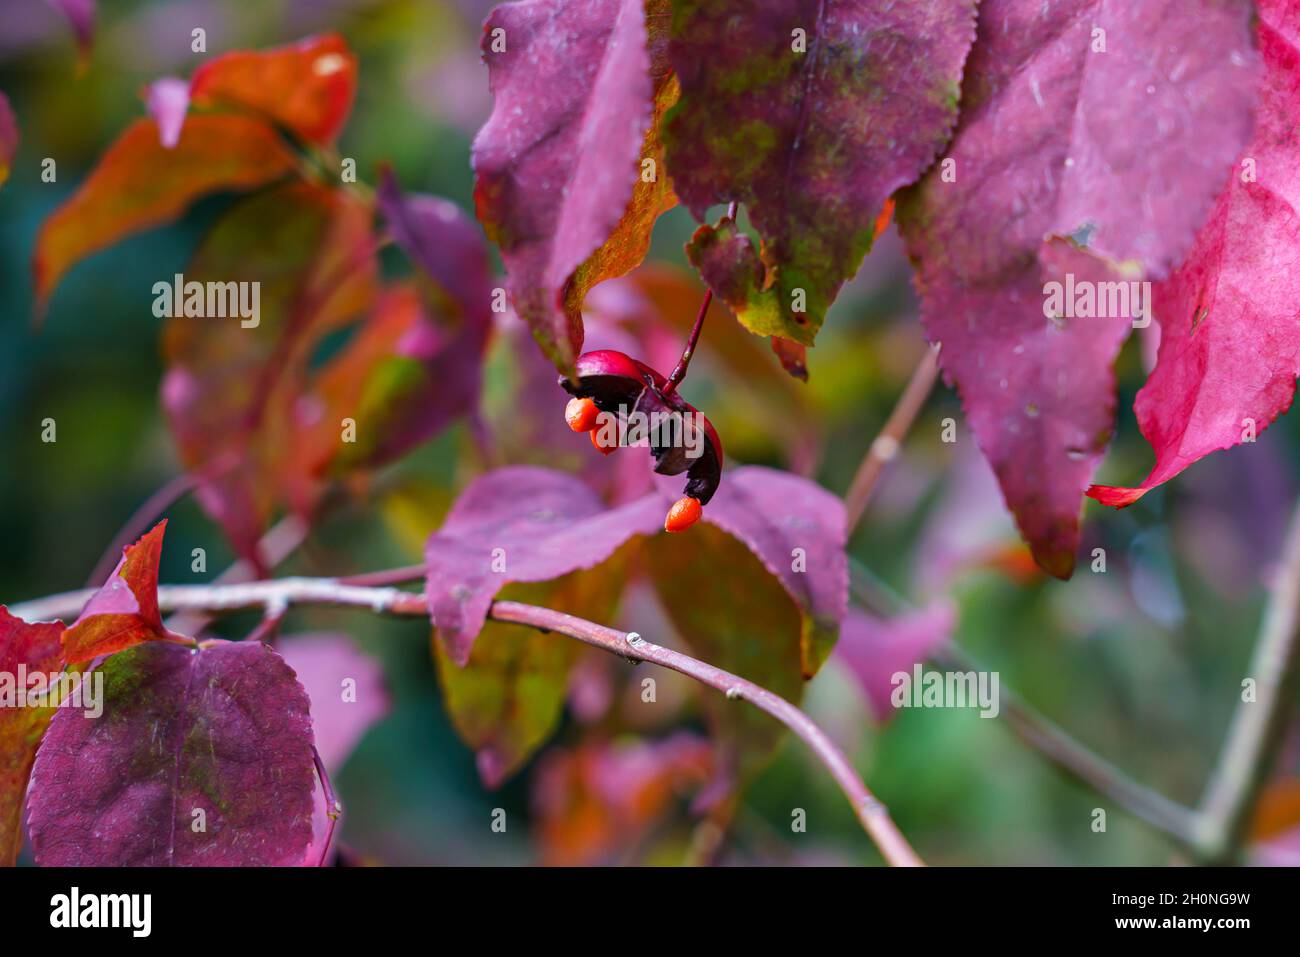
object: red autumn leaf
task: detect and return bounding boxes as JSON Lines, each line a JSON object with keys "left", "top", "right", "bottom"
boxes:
{"left": 472, "top": 0, "right": 659, "bottom": 372}
{"left": 897, "top": 0, "right": 1259, "bottom": 577}
{"left": 27, "top": 640, "right": 317, "bottom": 866}
{"left": 61, "top": 521, "right": 170, "bottom": 665}
{"left": 32, "top": 114, "right": 296, "bottom": 314}
{"left": 0, "top": 608, "right": 66, "bottom": 865}
{"left": 425, "top": 466, "right": 664, "bottom": 665}
{"left": 1089, "top": 0, "right": 1299, "bottom": 508}
{"left": 668, "top": 0, "right": 977, "bottom": 350}
{"left": 0, "top": 90, "right": 16, "bottom": 188}
{"left": 161, "top": 182, "right": 377, "bottom": 562}
{"left": 189, "top": 33, "right": 357, "bottom": 146}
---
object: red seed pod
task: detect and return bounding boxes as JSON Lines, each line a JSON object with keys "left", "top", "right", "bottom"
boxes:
{"left": 561, "top": 350, "right": 724, "bottom": 506}
{"left": 565, "top": 396, "right": 600, "bottom": 432}
{"left": 664, "top": 496, "right": 702, "bottom": 533}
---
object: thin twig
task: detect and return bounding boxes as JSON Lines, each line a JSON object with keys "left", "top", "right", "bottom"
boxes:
{"left": 1193, "top": 498, "right": 1300, "bottom": 862}
{"left": 843, "top": 344, "right": 941, "bottom": 533}
{"left": 10, "top": 577, "right": 924, "bottom": 867}
{"left": 932, "top": 644, "right": 1199, "bottom": 845}
{"left": 86, "top": 474, "right": 198, "bottom": 586}
{"left": 490, "top": 601, "right": 923, "bottom": 866}
{"left": 848, "top": 557, "right": 1201, "bottom": 847}
{"left": 663, "top": 201, "right": 739, "bottom": 396}
{"left": 311, "top": 746, "right": 343, "bottom": 868}
{"left": 163, "top": 514, "right": 310, "bottom": 637}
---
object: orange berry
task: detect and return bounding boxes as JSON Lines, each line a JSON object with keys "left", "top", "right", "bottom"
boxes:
{"left": 565, "top": 396, "right": 600, "bottom": 432}
{"left": 664, "top": 496, "right": 702, "bottom": 533}
{"left": 873, "top": 197, "right": 895, "bottom": 238}
{"left": 590, "top": 426, "right": 619, "bottom": 455}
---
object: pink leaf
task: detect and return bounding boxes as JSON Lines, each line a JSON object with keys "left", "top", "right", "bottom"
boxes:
{"left": 1090, "top": 0, "right": 1300, "bottom": 508}
{"left": 898, "top": 0, "right": 1259, "bottom": 577}
{"left": 278, "top": 634, "right": 388, "bottom": 774}
{"left": 472, "top": 0, "right": 655, "bottom": 371}
{"left": 835, "top": 605, "right": 955, "bottom": 722}
{"left": 0, "top": 91, "right": 17, "bottom": 188}
{"left": 425, "top": 466, "right": 664, "bottom": 664}
{"left": 144, "top": 76, "right": 190, "bottom": 149}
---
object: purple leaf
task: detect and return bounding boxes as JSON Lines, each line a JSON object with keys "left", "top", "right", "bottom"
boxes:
{"left": 426, "top": 466, "right": 664, "bottom": 664}
{"left": 27, "top": 640, "right": 316, "bottom": 866}
{"left": 278, "top": 634, "right": 389, "bottom": 774}
{"left": 472, "top": 0, "right": 655, "bottom": 371}
{"left": 835, "top": 605, "right": 955, "bottom": 722}
{"left": 897, "top": 0, "right": 1259, "bottom": 578}
{"left": 144, "top": 76, "right": 190, "bottom": 149}
{"left": 1089, "top": 0, "right": 1300, "bottom": 509}
{"left": 698, "top": 465, "right": 847, "bottom": 677}
{"left": 0, "top": 91, "right": 16, "bottom": 189}
{"left": 377, "top": 167, "right": 494, "bottom": 334}
{"left": 666, "top": 0, "right": 978, "bottom": 348}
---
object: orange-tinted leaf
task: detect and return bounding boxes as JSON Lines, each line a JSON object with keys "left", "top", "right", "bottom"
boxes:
{"left": 162, "top": 183, "right": 376, "bottom": 561}
{"left": 532, "top": 734, "right": 711, "bottom": 866}
{"left": 294, "top": 285, "right": 480, "bottom": 477}
{"left": 61, "top": 521, "right": 169, "bottom": 664}
{"left": 33, "top": 114, "right": 295, "bottom": 313}
{"left": 0, "top": 608, "right": 66, "bottom": 866}
{"left": 190, "top": 34, "right": 357, "bottom": 145}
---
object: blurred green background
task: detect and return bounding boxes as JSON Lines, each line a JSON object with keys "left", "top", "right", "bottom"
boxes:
{"left": 3, "top": 0, "right": 1297, "bottom": 866}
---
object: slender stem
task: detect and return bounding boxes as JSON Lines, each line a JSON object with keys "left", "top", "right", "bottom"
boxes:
{"left": 86, "top": 474, "right": 198, "bottom": 586}
{"left": 339, "top": 563, "right": 425, "bottom": 587}
{"left": 311, "top": 746, "right": 343, "bottom": 867}
{"left": 1194, "top": 498, "right": 1300, "bottom": 862}
{"left": 163, "top": 513, "right": 310, "bottom": 637}
{"left": 10, "top": 577, "right": 924, "bottom": 867}
{"left": 843, "top": 344, "right": 941, "bottom": 533}
{"left": 932, "top": 644, "right": 1199, "bottom": 845}
{"left": 664, "top": 201, "right": 739, "bottom": 396}
{"left": 847, "top": 558, "right": 1200, "bottom": 847}
{"left": 490, "top": 601, "right": 923, "bottom": 866}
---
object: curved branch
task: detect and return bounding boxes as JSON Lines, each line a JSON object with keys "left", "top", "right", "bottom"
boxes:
{"left": 10, "top": 576, "right": 924, "bottom": 867}
{"left": 489, "top": 600, "right": 924, "bottom": 866}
